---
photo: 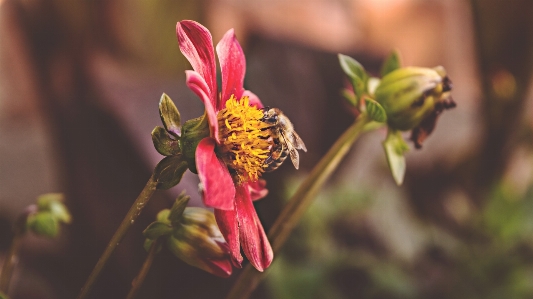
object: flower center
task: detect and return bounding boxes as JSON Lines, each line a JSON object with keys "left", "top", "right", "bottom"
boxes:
{"left": 217, "top": 95, "right": 272, "bottom": 184}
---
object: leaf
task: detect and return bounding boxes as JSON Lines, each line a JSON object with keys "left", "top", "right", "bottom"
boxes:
{"left": 364, "top": 98, "right": 387, "bottom": 123}
{"left": 143, "top": 221, "right": 173, "bottom": 240}
{"left": 341, "top": 88, "right": 357, "bottom": 107}
{"left": 168, "top": 192, "right": 191, "bottom": 227}
{"left": 153, "top": 155, "right": 188, "bottom": 190}
{"left": 380, "top": 50, "right": 401, "bottom": 77}
{"left": 338, "top": 54, "right": 367, "bottom": 81}
{"left": 27, "top": 212, "right": 59, "bottom": 238}
{"left": 152, "top": 126, "right": 180, "bottom": 156}
{"left": 383, "top": 130, "right": 409, "bottom": 185}
{"left": 159, "top": 93, "right": 182, "bottom": 137}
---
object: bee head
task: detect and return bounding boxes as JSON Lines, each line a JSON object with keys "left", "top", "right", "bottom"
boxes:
{"left": 261, "top": 107, "right": 279, "bottom": 125}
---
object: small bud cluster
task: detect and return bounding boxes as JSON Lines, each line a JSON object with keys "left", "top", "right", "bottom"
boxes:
{"left": 143, "top": 192, "right": 233, "bottom": 277}
{"left": 26, "top": 193, "right": 71, "bottom": 238}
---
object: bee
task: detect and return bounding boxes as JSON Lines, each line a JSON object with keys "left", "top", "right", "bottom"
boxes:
{"left": 261, "top": 107, "right": 307, "bottom": 171}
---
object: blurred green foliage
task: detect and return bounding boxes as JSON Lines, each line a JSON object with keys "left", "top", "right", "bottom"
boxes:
{"left": 266, "top": 178, "right": 533, "bottom": 299}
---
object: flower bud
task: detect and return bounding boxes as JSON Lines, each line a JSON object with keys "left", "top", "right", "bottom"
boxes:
{"left": 166, "top": 207, "right": 232, "bottom": 277}
{"left": 375, "top": 66, "right": 454, "bottom": 131}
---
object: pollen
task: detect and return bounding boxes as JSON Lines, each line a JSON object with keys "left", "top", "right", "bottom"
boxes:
{"left": 217, "top": 95, "right": 272, "bottom": 184}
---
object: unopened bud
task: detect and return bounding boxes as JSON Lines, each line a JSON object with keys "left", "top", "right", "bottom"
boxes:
{"left": 375, "top": 67, "right": 454, "bottom": 131}
{"left": 167, "top": 208, "right": 232, "bottom": 277}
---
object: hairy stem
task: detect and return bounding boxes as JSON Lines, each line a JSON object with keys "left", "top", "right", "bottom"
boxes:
{"left": 226, "top": 114, "right": 371, "bottom": 299}
{"left": 126, "top": 239, "right": 160, "bottom": 299}
{"left": 77, "top": 175, "right": 158, "bottom": 299}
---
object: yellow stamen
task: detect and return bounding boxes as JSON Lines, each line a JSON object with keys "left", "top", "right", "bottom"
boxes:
{"left": 217, "top": 95, "right": 272, "bottom": 184}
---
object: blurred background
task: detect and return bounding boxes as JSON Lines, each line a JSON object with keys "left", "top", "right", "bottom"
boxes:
{"left": 0, "top": 0, "right": 533, "bottom": 298}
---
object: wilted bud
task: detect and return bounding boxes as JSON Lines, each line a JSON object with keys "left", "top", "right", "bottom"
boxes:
{"left": 375, "top": 66, "right": 455, "bottom": 133}
{"left": 166, "top": 208, "right": 232, "bottom": 277}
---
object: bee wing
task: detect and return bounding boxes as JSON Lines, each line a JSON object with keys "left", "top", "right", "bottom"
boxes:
{"left": 281, "top": 131, "right": 302, "bottom": 169}
{"left": 288, "top": 145, "right": 300, "bottom": 169}
{"left": 291, "top": 131, "right": 307, "bottom": 152}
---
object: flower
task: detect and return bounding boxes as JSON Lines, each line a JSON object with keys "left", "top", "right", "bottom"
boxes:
{"left": 176, "top": 20, "right": 273, "bottom": 271}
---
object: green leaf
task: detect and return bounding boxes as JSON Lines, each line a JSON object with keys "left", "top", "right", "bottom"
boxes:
{"left": 37, "top": 193, "right": 64, "bottom": 209}
{"left": 48, "top": 201, "right": 72, "bottom": 224}
{"left": 143, "top": 221, "right": 173, "bottom": 240}
{"left": 341, "top": 88, "right": 357, "bottom": 107}
{"left": 383, "top": 130, "right": 409, "bottom": 185}
{"left": 351, "top": 76, "right": 366, "bottom": 99}
{"left": 27, "top": 212, "right": 59, "bottom": 238}
{"left": 168, "top": 192, "right": 191, "bottom": 227}
{"left": 364, "top": 99, "right": 387, "bottom": 123}
{"left": 153, "top": 155, "right": 188, "bottom": 190}
{"left": 152, "top": 126, "right": 180, "bottom": 156}
{"left": 338, "top": 54, "right": 367, "bottom": 81}
{"left": 0, "top": 291, "right": 10, "bottom": 299}
{"left": 159, "top": 93, "right": 181, "bottom": 137}
{"left": 380, "top": 50, "right": 401, "bottom": 77}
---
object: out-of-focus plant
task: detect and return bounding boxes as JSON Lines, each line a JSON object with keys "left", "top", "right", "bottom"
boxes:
{"left": 0, "top": 193, "right": 71, "bottom": 296}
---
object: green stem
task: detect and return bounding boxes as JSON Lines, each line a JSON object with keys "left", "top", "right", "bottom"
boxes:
{"left": 0, "top": 232, "right": 22, "bottom": 293}
{"left": 76, "top": 175, "right": 158, "bottom": 299}
{"left": 226, "top": 114, "right": 371, "bottom": 299}
{"left": 126, "top": 239, "right": 160, "bottom": 299}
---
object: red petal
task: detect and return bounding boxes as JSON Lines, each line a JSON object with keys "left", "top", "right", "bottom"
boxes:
{"left": 235, "top": 185, "right": 273, "bottom": 272}
{"left": 216, "top": 28, "right": 245, "bottom": 110}
{"left": 185, "top": 70, "right": 220, "bottom": 142}
{"left": 215, "top": 208, "right": 243, "bottom": 267}
{"left": 196, "top": 138, "right": 235, "bottom": 210}
{"left": 243, "top": 90, "right": 264, "bottom": 109}
{"left": 203, "top": 258, "right": 233, "bottom": 278}
{"left": 247, "top": 180, "right": 268, "bottom": 201}
{"left": 177, "top": 20, "right": 218, "bottom": 109}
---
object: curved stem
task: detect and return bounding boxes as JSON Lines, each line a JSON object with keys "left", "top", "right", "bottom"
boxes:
{"left": 0, "top": 232, "right": 22, "bottom": 293}
{"left": 76, "top": 175, "right": 158, "bottom": 299}
{"left": 126, "top": 239, "right": 160, "bottom": 299}
{"left": 226, "top": 114, "right": 371, "bottom": 299}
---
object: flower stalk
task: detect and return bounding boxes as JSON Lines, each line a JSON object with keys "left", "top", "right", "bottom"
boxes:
{"left": 76, "top": 175, "right": 158, "bottom": 299}
{"left": 226, "top": 114, "right": 371, "bottom": 299}
{"left": 125, "top": 239, "right": 161, "bottom": 299}
{"left": 0, "top": 231, "right": 22, "bottom": 293}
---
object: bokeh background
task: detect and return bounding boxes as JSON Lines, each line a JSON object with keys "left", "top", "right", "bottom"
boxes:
{"left": 1, "top": 0, "right": 533, "bottom": 298}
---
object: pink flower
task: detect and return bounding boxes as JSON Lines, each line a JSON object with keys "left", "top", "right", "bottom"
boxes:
{"left": 176, "top": 20, "right": 273, "bottom": 271}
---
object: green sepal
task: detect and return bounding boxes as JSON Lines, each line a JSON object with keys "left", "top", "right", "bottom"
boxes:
{"left": 152, "top": 126, "right": 180, "bottom": 156}
{"left": 159, "top": 93, "right": 182, "bottom": 137}
{"left": 153, "top": 155, "right": 188, "bottom": 190}
{"left": 338, "top": 54, "right": 368, "bottom": 98}
{"left": 37, "top": 193, "right": 71, "bottom": 224}
{"left": 380, "top": 50, "right": 401, "bottom": 77}
{"left": 27, "top": 212, "right": 59, "bottom": 238}
{"left": 179, "top": 114, "right": 210, "bottom": 174}
{"left": 383, "top": 129, "right": 409, "bottom": 186}
{"left": 143, "top": 221, "right": 173, "bottom": 240}
{"left": 156, "top": 209, "right": 171, "bottom": 224}
{"left": 169, "top": 192, "right": 190, "bottom": 227}
{"left": 143, "top": 238, "right": 164, "bottom": 253}
{"left": 0, "top": 291, "right": 10, "bottom": 299}
{"left": 341, "top": 88, "right": 357, "bottom": 107}
{"left": 364, "top": 99, "right": 387, "bottom": 123}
